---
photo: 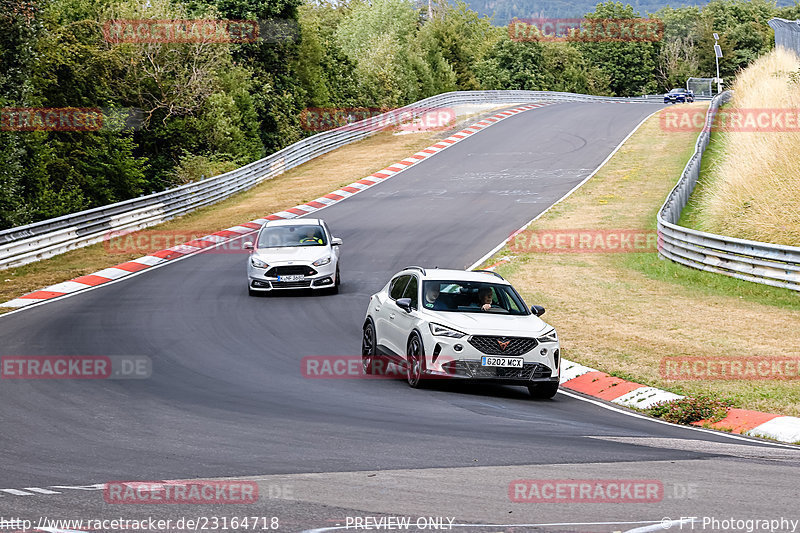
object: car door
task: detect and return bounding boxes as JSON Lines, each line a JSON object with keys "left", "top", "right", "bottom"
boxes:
{"left": 375, "top": 275, "right": 410, "bottom": 358}
{"left": 389, "top": 275, "right": 420, "bottom": 358}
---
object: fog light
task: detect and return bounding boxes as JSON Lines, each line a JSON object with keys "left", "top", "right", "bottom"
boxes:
{"left": 252, "top": 280, "right": 271, "bottom": 288}
{"left": 313, "top": 277, "right": 332, "bottom": 286}
{"left": 454, "top": 344, "right": 463, "bottom": 352}
{"left": 540, "top": 348, "right": 548, "bottom": 356}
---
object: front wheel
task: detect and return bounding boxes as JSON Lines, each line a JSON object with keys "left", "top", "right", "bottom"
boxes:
{"left": 362, "top": 321, "right": 378, "bottom": 375}
{"left": 528, "top": 382, "right": 559, "bottom": 399}
{"left": 406, "top": 333, "right": 425, "bottom": 388}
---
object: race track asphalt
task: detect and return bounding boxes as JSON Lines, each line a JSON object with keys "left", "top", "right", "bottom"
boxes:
{"left": 1, "top": 102, "right": 797, "bottom": 532}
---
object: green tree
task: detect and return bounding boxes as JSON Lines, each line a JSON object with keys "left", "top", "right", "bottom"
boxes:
{"left": 295, "top": 2, "right": 361, "bottom": 108}
{"left": 335, "top": 0, "right": 446, "bottom": 107}
{"left": 540, "top": 42, "right": 612, "bottom": 94}
{"left": 417, "top": 0, "right": 500, "bottom": 90}
{"left": 475, "top": 36, "right": 546, "bottom": 90}
{"left": 697, "top": 0, "right": 775, "bottom": 79}
{"left": 575, "top": 2, "right": 659, "bottom": 96}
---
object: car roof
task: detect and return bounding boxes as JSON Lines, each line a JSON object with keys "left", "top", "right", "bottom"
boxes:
{"left": 395, "top": 268, "right": 510, "bottom": 284}
{"left": 263, "top": 218, "right": 323, "bottom": 227}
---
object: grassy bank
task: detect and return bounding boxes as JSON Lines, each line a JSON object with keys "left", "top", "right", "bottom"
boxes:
{"left": 688, "top": 48, "right": 800, "bottom": 246}
{"left": 483, "top": 104, "right": 800, "bottom": 417}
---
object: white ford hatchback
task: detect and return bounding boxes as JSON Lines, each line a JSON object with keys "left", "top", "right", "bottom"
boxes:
{"left": 362, "top": 267, "right": 560, "bottom": 398}
{"left": 245, "top": 219, "right": 342, "bottom": 295}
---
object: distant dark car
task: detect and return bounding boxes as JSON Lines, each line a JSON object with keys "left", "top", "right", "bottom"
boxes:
{"left": 664, "top": 88, "right": 695, "bottom": 104}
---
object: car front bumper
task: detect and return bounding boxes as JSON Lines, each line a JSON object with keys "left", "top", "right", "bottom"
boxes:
{"left": 420, "top": 332, "right": 561, "bottom": 384}
{"left": 247, "top": 261, "right": 336, "bottom": 291}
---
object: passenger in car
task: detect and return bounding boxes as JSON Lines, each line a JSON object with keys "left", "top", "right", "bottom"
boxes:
{"left": 423, "top": 285, "right": 450, "bottom": 310}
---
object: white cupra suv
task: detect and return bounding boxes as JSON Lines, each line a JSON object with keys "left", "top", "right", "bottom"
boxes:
{"left": 362, "top": 267, "right": 560, "bottom": 398}
{"left": 245, "top": 218, "right": 342, "bottom": 295}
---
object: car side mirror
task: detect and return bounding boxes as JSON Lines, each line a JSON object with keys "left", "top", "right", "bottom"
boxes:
{"left": 243, "top": 241, "right": 254, "bottom": 250}
{"left": 531, "top": 305, "right": 545, "bottom": 317}
{"left": 331, "top": 237, "right": 342, "bottom": 246}
{"left": 396, "top": 298, "right": 413, "bottom": 313}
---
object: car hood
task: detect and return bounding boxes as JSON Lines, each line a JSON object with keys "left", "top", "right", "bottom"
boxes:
{"left": 426, "top": 311, "right": 551, "bottom": 337}
{"left": 253, "top": 246, "right": 329, "bottom": 264}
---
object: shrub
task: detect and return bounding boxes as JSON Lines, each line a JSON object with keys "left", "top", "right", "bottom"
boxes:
{"left": 646, "top": 395, "right": 733, "bottom": 424}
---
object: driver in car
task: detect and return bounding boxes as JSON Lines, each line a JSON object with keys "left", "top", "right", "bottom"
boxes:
{"left": 477, "top": 286, "right": 495, "bottom": 311}
{"left": 299, "top": 228, "right": 323, "bottom": 245}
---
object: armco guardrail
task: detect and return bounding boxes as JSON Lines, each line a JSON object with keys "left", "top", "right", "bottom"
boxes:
{"left": 657, "top": 91, "right": 800, "bottom": 291}
{"left": 769, "top": 18, "right": 800, "bottom": 57}
{"left": 0, "top": 90, "right": 663, "bottom": 270}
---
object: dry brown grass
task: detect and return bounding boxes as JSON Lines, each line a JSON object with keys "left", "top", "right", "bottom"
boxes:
{"left": 0, "top": 106, "right": 515, "bottom": 310}
{"left": 695, "top": 48, "right": 800, "bottom": 245}
{"left": 486, "top": 107, "right": 800, "bottom": 416}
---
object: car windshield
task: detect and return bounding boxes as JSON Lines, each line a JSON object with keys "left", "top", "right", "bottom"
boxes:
{"left": 421, "top": 280, "right": 529, "bottom": 315}
{"left": 257, "top": 225, "right": 327, "bottom": 248}
{"left": 669, "top": 88, "right": 685, "bottom": 93}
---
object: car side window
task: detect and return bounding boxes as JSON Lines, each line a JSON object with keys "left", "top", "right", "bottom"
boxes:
{"left": 389, "top": 276, "right": 410, "bottom": 300}
{"left": 401, "top": 276, "right": 418, "bottom": 309}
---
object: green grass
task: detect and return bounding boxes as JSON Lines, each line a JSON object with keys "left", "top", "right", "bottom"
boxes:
{"left": 620, "top": 253, "right": 800, "bottom": 311}
{"left": 678, "top": 126, "right": 728, "bottom": 230}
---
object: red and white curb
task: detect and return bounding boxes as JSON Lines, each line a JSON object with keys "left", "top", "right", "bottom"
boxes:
{"left": 1, "top": 104, "right": 549, "bottom": 309}
{"left": 559, "top": 350, "right": 800, "bottom": 444}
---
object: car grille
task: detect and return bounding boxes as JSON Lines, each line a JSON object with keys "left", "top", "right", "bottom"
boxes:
{"left": 265, "top": 265, "right": 317, "bottom": 277}
{"left": 445, "top": 361, "right": 552, "bottom": 380}
{"left": 270, "top": 280, "right": 312, "bottom": 288}
{"left": 468, "top": 335, "right": 538, "bottom": 356}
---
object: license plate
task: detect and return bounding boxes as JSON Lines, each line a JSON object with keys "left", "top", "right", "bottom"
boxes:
{"left": 278, "top": 275, "right": 304, "bottom": 282}
{"left": 481, "top": 356, "right": 523, "bottom": 368}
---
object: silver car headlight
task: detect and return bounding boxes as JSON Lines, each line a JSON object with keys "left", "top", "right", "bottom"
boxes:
{"left": 312, "top": 256, "right": 331, "bottom": 267}
{"left": 251, "top": 257, "right": 268, "bottom": 268}
{"left": 429, "top": 323, "right": 466, "bottom": 338}
{"left": 537, "top": 328, "right": 558, "bottom": 343}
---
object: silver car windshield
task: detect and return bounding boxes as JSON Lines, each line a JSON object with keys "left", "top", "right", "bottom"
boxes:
{"left": 258, "top": 225, "right": 327, "bottom": 248}
{"left": 421, "top": 281, "right": 529, "bottom": 315}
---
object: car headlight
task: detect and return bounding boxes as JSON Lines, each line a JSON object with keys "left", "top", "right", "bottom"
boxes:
{"left": 251, "top": 257, "right": 268, "bottom": 268}
{"left": 312, "top": 256, "right": 331, "bottom": 267}
{"left": 537, "top": 328, "right": 558, "bottom": 343}
{"left": 429, "top": 323, "right": 466, "bottom": 338}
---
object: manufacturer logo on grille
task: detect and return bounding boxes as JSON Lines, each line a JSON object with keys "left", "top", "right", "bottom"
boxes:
{"left": 497, "top": 339, "right": 511, "bottom": 351}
